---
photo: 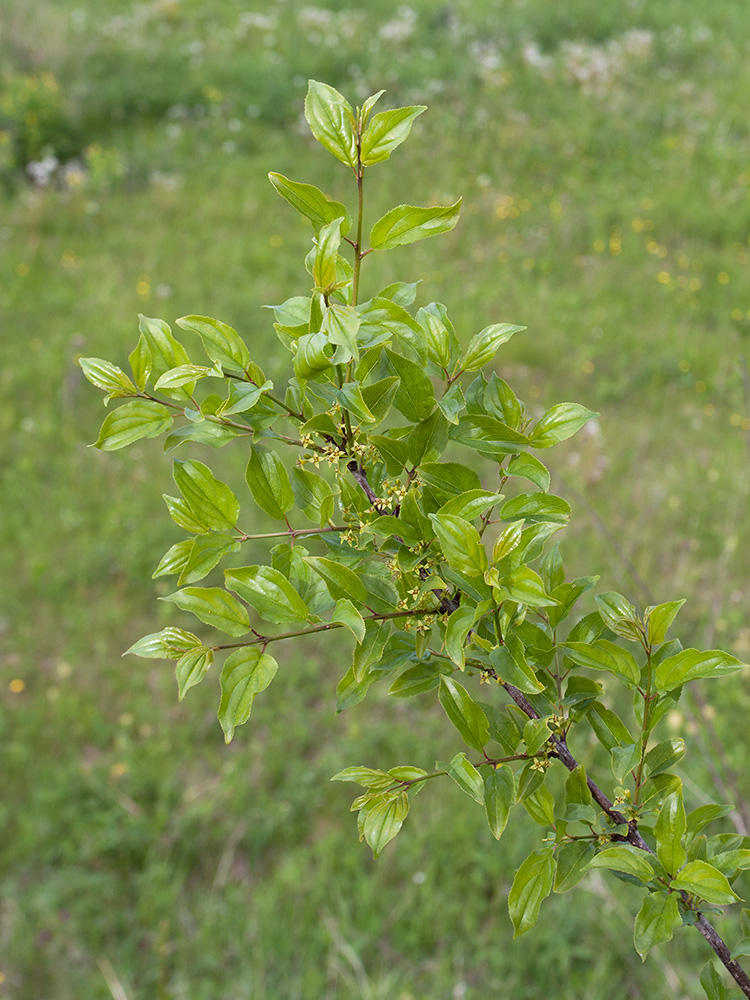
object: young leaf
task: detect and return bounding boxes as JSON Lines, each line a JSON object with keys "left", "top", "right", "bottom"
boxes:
{"left": 363, "top": 792, "right": 409, "bottom": 858}
{"left": 175, "top": 646, "right": 214, "bottom": 700}
{"left": 670, "top": 860, "right": 741, "bottom": 904}
{"left": 370, "top": 201, "right": 462, "bottom": 250}
{"left": 563, "top": 640, "right": 641, "bottom": 687}
{"left": 462, "top": 324, "right": 525, "bottom": 372}
{"left": 161, "top": 587, "right": 250, "bottom": 637}
{"left": 385, "top": 348, "right": 436, "bottom": 422}
{"left": 246, "top": 446, "right": 295, "bottom": 520}
{"left": 700, "top": 961, "right": 728, "bottom": 1000}
{"left": 655, "top": 789, "right": 687, "bottom": 874}
{"left": 529, "top": 403, "right": 598, "bottom": 448}
{"left": 331, "top": 599, "right": 366, "bottom": 642}
{"left": 267, "top": 172, "right": 352, "bottom": 235}
{"left": 178, "top": 533, "right": 239, "bottom": 585}
{"left": 352, "top": 620, "right": 389, "bottom": 681}
{"left": 508, "top": 848, "right": 555, "bottom": 937}
{"left": 409, "top": 410, "right": 449, "bottom": 466}
{"left": 92, "top": 400, "right": 173, "bottom": 450}
{"left": 124, "top": 627, "right": 201, "bottom": 659}
{"left": 633, "top": 892, "right": 682, "bottom": 960}
{"left": 595, "top": 592, "right": 643, "bottom": 642}
{"left": 175, "top": 315, "right": 251, "bottom": 372}
{"left": 79, "top": 357, "right": 136, "bottom": 397}
{"left": 506, "top": 453, "right": 551, "bottom": 492}
{"left": 138, "top": 314, "right": 193, "bottom": 398}
{"left": 438, "top": 676, "right": 490, "bottom": 752}
{"left": 444, "top": 751, "right": 484, "bottom": 804}
{"left": 128, "top": 333, "right": 151, "bottom": 390}
{"left": 304, "top": 80, "right": 357, "bottom": 169}
{"left": 589, "top": 845, "right": 655, "bottom": 881}
{"left": 304, "top": 556, "right": 367, "bottom": 605}
{"left": 360, "top": 105, "right": 427, "bottom": 165}
{"left": 483, "top": 765, "right": 515, "bottom": 839}
{"left": 173, "top": 460, "right": 240, "bottom": 531}
{"left": 655, "top": 649, "right": 748, "bottom": 692}
{"left": 218, "top": 647, "right": 278, "bottom": 743}
{"left": 500, "top": 493, "right": 571, "bottom": 525}
{"left": 224, "top": 565, "right": 310, "bottom": 624}
{"left": 430, "top": 514, "right": 488, "bottom": 577}
{"left": 645, "top": 599, "right": 686, "bottom": 645}
{"left": 554, "top": 841, "right": 595, "bottom": 893}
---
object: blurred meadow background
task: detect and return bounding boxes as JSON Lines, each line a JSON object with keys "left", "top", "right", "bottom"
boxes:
{"left": 2, "top": 0, "right": 750, "bottom": 997}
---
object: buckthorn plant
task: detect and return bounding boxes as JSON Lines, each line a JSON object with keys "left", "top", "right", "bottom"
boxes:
{"left": 81, "top": 81, "right": 750, "bottom": 998}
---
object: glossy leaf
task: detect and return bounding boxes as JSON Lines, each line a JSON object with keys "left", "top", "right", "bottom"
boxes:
{"left": 646, "top": 599, "right": 686, "bottom": 645}
{"left": 483, "top": 765, "right": 515, "bottom": 839}
{"left": 304, "top": 556, "right": 367, "bottom": 605}
{"left": 173, "top": 460, "right": 240, "bottom": 531}
{"left": 224, "top": 565, "right": 310, "bottom": 624}
{"left": 500, "top": 493, "right": 571, "bottom": 525}
{"left": 218, "top": 648, "right": 278, "bottom": 743}
{"left": 508, "top": 848, "right": 555, "bottom": 937}
{"left": 138, "top": 314, "right": 193, "bottom": 398}
{"left": 700, "top": 962, "right": 728, "bottom": 1000}
{"left": 128, "top": 333, "right": 151, "bottom": 389}
{"left": 438, "top": 676, "right": 490, "bottom": 752}
{"left": 506, "top": 453, "right": 551, "bottom": 492}
{"left": 444, "top": 752, "right": 484, "bottom": 804}
{"left": 385, "top": 348, "right": 436, "bottom": 422}
{"left": 304, "top": 80, "right": 357, "bottom": 169}
{"left": 245, "top": 446, "right": 294, "bottom": 520}
{"left": 267, "top": 171, "right": 352, "bottom": 235}
{"left": 178, "top": 533, "right": 239, "bottom": 585}
{"left": 175, "top": 646, "right": 214, "bottom": 700}
{"left": 363, "top": 792, "right": 409, "bottom": 857}
{"left": 655, "top": 789, "right": 687, "bottom": 874}
{"left": 175, "top": 315, "right": 251, "bottom": 372}
{"left": 655, "top": 648, "right": 748, "bottom": 692}
{"left": 360, "top": 105, "right": 426, "bottom": 165}
{"left": 589, "top": 845, "right": 655, "bottom": 881}
{"left": 162, "top": 586, "right": 250, "bottom": 636}
{"left": 633, "top": 892, "right": 682, "bottom": 960}
{"left": 595, "top": 592, "right": 643, "bottom": 642}
{"left": 370, "top": 200, "right": 462, "bottom": 250}
{"left": 331, "top": 599, "right": 366, "bottom": 642}
{"left": 430, "top": 514, "right": 488, "bottom": 577}
{"left": 124, "top": 627, "right": 201, "bottom": 659}
{"left": 462, "top": 324, "right": 525, "bottom": 372}
{"left": 79, "top": 357, "right": 136, "bottom": 397}
{"left": 92, "top": 400, "right": 173, "bottom": 450}
{"left": 529, "top": 403, "right": 598, "bottom": 448}
{"left": 554, "top": 841, "right": 595, "bottom": 893}
{"left": 563, "top": 639, "right": 640, "bottom": 687}
{"left": 671, "top": 860, "right": 741, "bottom": 904}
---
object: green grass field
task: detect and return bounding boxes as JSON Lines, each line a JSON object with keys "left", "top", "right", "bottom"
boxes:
{"left": 2, "top": 1, "right": 750, "bottom": 996}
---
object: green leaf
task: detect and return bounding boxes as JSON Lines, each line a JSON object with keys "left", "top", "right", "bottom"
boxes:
{"left": 445, "top": 603, "right": 486, "bottom": 669}
{"left": 79, "top": 357, "right": 137, "bottom": 398}
{"left": 633, "top": 892, "right": 682, "bottom": 960}
{"left": 361, "top": 376, "right": 399, "bottom": 425}
{"left": 554, "top": 842, "right": 595, "bottom": 893}
{"left": 490, "top": 566, "right": 559, "bottom": 608}
{"left": 563, "top": 640, "right": 641, "bottom": 687}
{"left": 124, "top": 627, "right": 201, "bottom": 659}
{"left": 490, "top": 642, "right": 545, "bottom": 693}
{"left": 587, "top": 701, "right": 632, "bottom": 751}
{"left": 671, "top": 860, "right": 741, "bottom": 904}
{"left": 500, "top": 493, "right": 571, "bottom": 525}
{"left": 173, "top": 460, "right": 240, "bottom": 531}
{"left": 409, "top": 409, "right": 449, "bottom": 466}
{"left": 291, "top": 467, "right": 334, "bottom": 526}
{"left": 138, "top": 314, "right": 193, "bottom": 398}
{"left": 564, "top": 765, "right": 595, "bottom": 824}
{"left": 313, "top": 217, "right": 343, "bottom": 290}
{"left": 452, "top": 414, "right": 530, "bottom": 457}
{"left": 492, "top": 520, "right": 526, "bottom": 562}
{"left": 430, "top": 514, "right": 488, "bottom": 577}
{"left": 589, "top": 845, "right": 656, "bottom": 881}
{"left": 595, "top": 592, "right": 643, "bottom": 642}
{"left": 304, "top": 556, "right": 367, "bottom": 605}
{"left": 438, "top": 676, "right": 490, "bottom": 752}
{"left": 331, "top": 599, "right": 366, "bottom": 642}
{"left": 529, "top": 403, "right": 598, "bottom": 448}
{"left": 330, "top": 766, "right": 392, "bottom": 788}
{"left": 523, "top": 784, "right": 555, "bottom": 827}
{"left": 175, "top": 646, "right": 214, "bottom": 700}
{"left": 360, "top": 105, "right": 426, "bottom": 165}
{"left": 162, "top": 587, "right": 250, "bottom": 637}
{"left": 610, "top": 743, "right": 640, "bottom": 784}
{"left": 437, "top": 490, "right": 501, "bottom": 521}
{"left": 154, "top": 363, "right": 218, "bottom": 390}
{"left": 370, "top": 200, "right": 462, "bottom": 250}
{"left": 178, "top": 533, "right": 239, "bottom": 585}
{"left": 483, "top": 765, "right": 515, "bottom": 839}
{"left": 385, "top": 348, "right": 436, "bottom": 422}
{"left": 218, "top": 648, "right": 278, "bottom": 743}
{"left": 700, "top": 961, "right": 728, "bottom": 1000}
{"left": 153, "top": 539, "right": 193, "bottom": 579}
{"left": 645, "top": 599, "right": 686, "bottom": 645}
{"left": 687, "top": 804, "right": 734, "bottom": 841}
{"left": 304, "top": 80, "right": 357, "bottom": 169}
{"left": 363, "top": 792, "right": 409, "bottom": 858}
{"left": 293, "top": 331, "right": 333, "bottom": 380}
{"left": 322, "top": 304, "right": 360, "bottom": 364}
{"left": 418, "top": 302, "right": 459, "bottom": 370}
{"left": 267, "top": 172, "right": 352, "bottom": 235}
{"left": 508, "top": 848, "right": 555, "bottom": 937}
{"left": 443, "top": 751, "right": 484, "bottom": 804}
{"left": 506, "top": 453, "right": 551, "bottom": 492}
{"left": 352, "top": 620, "right": 390, "bottom": 682}
{"left": 419, "top": 462, "right": 482, "bottom": 508}
{"left": 645, "top": 738, "right": 685, "bottom": 778}
{"left": 389, "top": 662, "right": 447, "bottom": 698}
{"left": 175, "top": 315, "right": 251, "bottom": 372}
{"left": 523, "top": 717, "right": 551, "bottom": 754}
{"left": 462, "top": 324, "right": 525, "bottom": 372}
{"left": 224, "top": 565, "right": 310, "bottom": 624}
{"left": 128, "top": 333, "right": 151, "bottom": 390}
{"left": 245, "top": 446, "right": 294, "bottom": 520}
{"left": 655, "top": 789, "right": 687, "bottom": 874}
{"left": 92, "top": 400, "right": 173, "bottom": 450}
{"left": 437, "top": 382, "right": 465, "bottom": 424}
{"left": 655, "top": 649, "right": 748, "bottom": 692}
